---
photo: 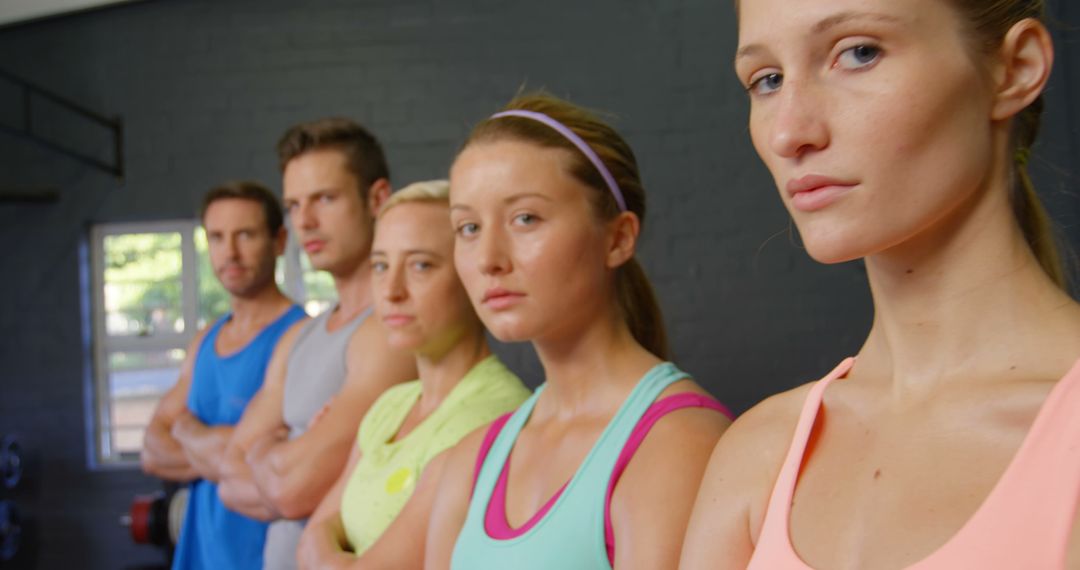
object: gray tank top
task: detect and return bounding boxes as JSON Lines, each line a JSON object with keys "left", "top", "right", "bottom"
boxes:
{"left": 263, "top": 306, "right": 371, "bottom": 570}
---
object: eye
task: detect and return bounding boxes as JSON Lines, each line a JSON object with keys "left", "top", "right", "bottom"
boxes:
{"left": 372, "top": 261, "right": 388, "bottom": 273}
{"left": 836, "top": 44, "right": 881, "bottom": 70}
{"left": 512, "top": 213, "right": 537, "bottom": 226}
{"left": 748, "top": 72, "right": 783, "bottom": 96}
{"left": 411, "top": 260, "right": 432, "bottom": 271}
{"left": 457, "top": 222, "right": 479, "bottom": 237}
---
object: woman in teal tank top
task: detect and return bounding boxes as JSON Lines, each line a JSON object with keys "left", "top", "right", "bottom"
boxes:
{"left": 424, "top": 94, "right": 733, "bottom": 570}
{"left": 296, "top": 181, "right": 530, "bottom": 569}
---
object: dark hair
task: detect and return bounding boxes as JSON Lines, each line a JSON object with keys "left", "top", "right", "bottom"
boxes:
{"left": 951, "top": 0, "right": 1065, "bottom": 287}
{"left": 200, "top": 180, "right": 284, "bottom": 235}
{"left": 464, "top": 92, "right": 670, "bottom": 360}
{"left": 276, "top": 117, "right": 391, "bottom": 201}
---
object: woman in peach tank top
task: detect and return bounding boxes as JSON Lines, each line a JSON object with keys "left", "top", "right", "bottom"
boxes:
{"left": 679, "top": 0, "right": 1080, "bottom": 569}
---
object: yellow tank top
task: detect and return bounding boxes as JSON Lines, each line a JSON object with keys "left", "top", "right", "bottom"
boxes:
{"left": 340, "top": 355, "right": 530, "bottom": 554}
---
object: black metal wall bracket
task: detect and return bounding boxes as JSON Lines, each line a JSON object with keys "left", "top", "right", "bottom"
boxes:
{"left": 0, "top": 68, "right": 123, "bottom": 179}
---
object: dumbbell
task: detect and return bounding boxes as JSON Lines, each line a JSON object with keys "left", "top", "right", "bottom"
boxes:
{"left": 0, "top": 436, "right": 21, "bottom": 490}
{"left": 0, "top": 500, "right": 21, "bottom": 562}
{"left": 122, "top": 488, "right": 188, "bottom": 548}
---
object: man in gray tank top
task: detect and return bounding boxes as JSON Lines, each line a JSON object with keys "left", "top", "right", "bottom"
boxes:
{"left": 219, "top": 118, "right": 416, "bottom": 570}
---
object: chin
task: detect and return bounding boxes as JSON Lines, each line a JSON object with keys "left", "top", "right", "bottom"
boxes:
{"left": 480, "top": 315, "right": 536, "bottom": 344}
{"left": 795, "top": 224, "right": 874, "bottom": 265}
{"left": 386, "top": 332, "right": 422, "bottom": 352}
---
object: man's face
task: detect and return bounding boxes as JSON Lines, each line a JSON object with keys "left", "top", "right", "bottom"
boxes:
{"left": 282, "top": 149, "right": 374, "bottom": 277}
{"left": 202, "top": 198, "right": 283, "bottom": 298}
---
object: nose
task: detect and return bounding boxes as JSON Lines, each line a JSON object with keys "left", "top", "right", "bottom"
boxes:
{"left": 767, "top": 78, "right": 830, "bottom": 160}
{"left": 476, "top": 225, "right": 510, "bottom": 277}
{"left": 225, "top": 234, "right": 240, "bottom": 259}
{"left": 382, "top": 264, "right": 407, "bottom": 303}
{"left": 294, "top": 201, "right": 317, "bottom": 231}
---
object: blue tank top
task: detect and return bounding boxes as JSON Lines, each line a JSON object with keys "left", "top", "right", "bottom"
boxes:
{"left": 172, "top": 304, "right": 306, "bottom": 570}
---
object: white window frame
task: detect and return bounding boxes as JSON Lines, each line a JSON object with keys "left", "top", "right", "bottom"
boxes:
{"left": 86, "top": 219, "right": 322, "bottom": 468}
{"left": 88, "top": 219, "right": 200, "bottom": 467}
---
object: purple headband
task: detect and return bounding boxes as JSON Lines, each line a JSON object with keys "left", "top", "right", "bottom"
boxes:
{"left": 489, "top": 110, "right": 628, "bottom": 212}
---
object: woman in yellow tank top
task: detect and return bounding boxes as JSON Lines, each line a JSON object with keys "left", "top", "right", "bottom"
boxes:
{"left": 296, "top": 180, "right": 530, "bottom": 569}
{"left": 680, "top": 0, "right": 1080, "bottom": 569}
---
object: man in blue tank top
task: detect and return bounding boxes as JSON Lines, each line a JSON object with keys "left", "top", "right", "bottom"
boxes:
{"left": 219, "top": 119, "right": 416, "bottom": 569}
{"left": 141, "top": 181, "right": 308, "bottom": 569}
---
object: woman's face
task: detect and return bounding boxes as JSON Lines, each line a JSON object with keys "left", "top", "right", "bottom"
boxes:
{"left": 449, "top": 139, "right": 613, "bottom": 344}
{"left": 736, "top": 0, "right": 998, "bottom": 263}
{"left": 371, "top": 201, "right": 477, "bottom": 356}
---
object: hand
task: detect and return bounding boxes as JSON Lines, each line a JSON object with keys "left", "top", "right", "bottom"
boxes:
{"left": 246, "top": 427, "right": 290, "bottom": 466}
{"left": 170, "top": 409, "right": 200, "bottom": 441}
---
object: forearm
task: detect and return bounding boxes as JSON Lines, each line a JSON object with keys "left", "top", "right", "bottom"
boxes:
{"left": 173, "top": 417, "right": 232, "bottom": 482}
{"left": 142, "top": 422, "right": 196, "bottom": 479}
{"left": 249, "top": 435, "right": 349, "bottom": 519}
{"left": 219, "top": 451, "right": 279, "bottom": 520}
{"left": 299, "top": 515, "right": 355, "bottom": 570}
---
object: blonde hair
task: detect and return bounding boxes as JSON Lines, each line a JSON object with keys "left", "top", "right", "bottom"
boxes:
{"left": 377, "top": 179, "right": 450, "bottom": 219}
{"left": 462, "top": 92, "right": 670, "bottom": 360}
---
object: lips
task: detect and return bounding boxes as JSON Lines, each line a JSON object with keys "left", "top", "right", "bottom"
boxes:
{"left": 303, "top": 239, "right": 326, "bottom": 253}
{"left": 482, "top": 287, "right": 525, "bottom": 310}
{"left": 219, "top": 265, "right": 247, "bottom": 278}
{"left": 786, "top": 174, "right": 858, "bottom": 212}
{"left": 382, "top": 313, "right": 414, "bottom": 327}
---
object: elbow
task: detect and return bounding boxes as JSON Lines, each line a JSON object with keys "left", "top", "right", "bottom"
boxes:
{"left": 266, "top": 480, "right": 318, "bottom": 520}
{"left": 140, "top": 451, "right": 159, "bottom": 478}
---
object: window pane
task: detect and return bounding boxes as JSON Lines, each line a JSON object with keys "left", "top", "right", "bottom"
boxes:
{"left": 193, "top": 227, "right": 230, "bottom": 330}
{"left": 107, "top": 349, "right": 185, "bottom": 455}
{"left": 103, "top": 232, "right": 185, "bottom": 336}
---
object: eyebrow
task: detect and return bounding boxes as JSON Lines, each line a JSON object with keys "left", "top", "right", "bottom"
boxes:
{"left": 735, "top": 11, "right": 904, "bottom": 62}
{"left": 371, "top": 249, "right": 443, "bottom": 258}
{"left": 812, "top": 11, "right": 903, "bottom": 34}
{"left": 449, "top": 191, "right": 554, "bottom": 212}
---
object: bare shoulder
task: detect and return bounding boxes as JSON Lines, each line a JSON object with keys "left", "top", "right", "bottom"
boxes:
{"left": 715, "top": 381, "right": 814, "bottom": 470}
{"left": 446, "top": 420, "right": 491, "bottom": 475}
{"left": 273, "top": 317, "right": 310, "bottom": 354}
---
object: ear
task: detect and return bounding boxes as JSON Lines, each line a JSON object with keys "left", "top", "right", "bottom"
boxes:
{"left": 605, "top": 211, "right": 640, "bottom": 269}
{"left": 990, "top": 18, "right": 1054, "bottom": 121}
{"left": 273, "top": 226, "right": 288, "bottom": 257}
{"left": 367, "top": 178, "right": 393, "bottom": 216}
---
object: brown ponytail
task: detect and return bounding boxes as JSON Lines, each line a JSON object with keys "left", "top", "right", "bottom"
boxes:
{"left": 463, "top": 92, "right": 671, "bottom": 359}
{"left": 616, "top": 258, "right": 671, "bottom": 360}
{"left": 952, "top": 0, "right": 1066, "bottom": 288}
{"left": 1011, "top": 97, "right": 1066, "bottom": 287}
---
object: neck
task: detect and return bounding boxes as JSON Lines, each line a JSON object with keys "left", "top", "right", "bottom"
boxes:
{"left": 531, "top": 299, "right": 660, "bottom": 419}
{"left": 228, "top": 283, "right": 291, "bottom": 328}
{"left": 857, "top": 179, "right": 1080, "bottom": 398}
{"left": 331, "top": 257, "right": 374, "bottom": 319}
{"left": 414, "top": 325, "right": 492, "bottom": 414}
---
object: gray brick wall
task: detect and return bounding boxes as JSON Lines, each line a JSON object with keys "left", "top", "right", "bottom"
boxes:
{"left": 0, "top": 0, "right": 1076, "bottom": 567}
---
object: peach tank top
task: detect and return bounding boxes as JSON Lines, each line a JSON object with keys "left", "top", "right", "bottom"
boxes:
{"left": 749, "top": 357, "right": 1080, "bottom": 569}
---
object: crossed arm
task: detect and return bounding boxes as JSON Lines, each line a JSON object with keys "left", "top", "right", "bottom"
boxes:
{"left": 141, "top": 329, "right": 211, "bottom": 482}
{"left": 222, "top": 317, "right": 416, "bottom": 522}
{"left": 297, "top": 442, "right": 450, "bottom": 570}
{"left": 218, "top": 320, "right": 304, "bottom": 521}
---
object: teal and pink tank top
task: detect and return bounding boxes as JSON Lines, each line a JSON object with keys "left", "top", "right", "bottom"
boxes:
{"left": 749, "top": 357, "right": 1080, "bottom": 569}
{"left": 451, "top": 362, "right": 733, "bottom": 570}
